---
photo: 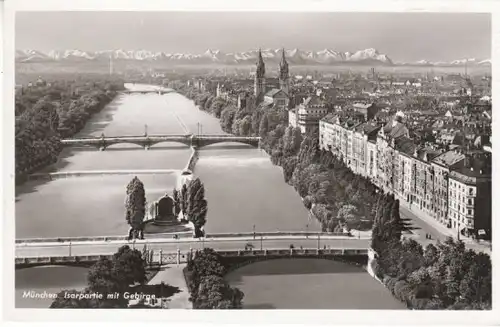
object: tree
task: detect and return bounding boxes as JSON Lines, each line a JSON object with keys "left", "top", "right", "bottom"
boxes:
{"left": 220, "top": 105, "right": 237, "bottom": 133}
{"left": 187, "top": 248, "right": 227, "bottom": 304}
{"left": 258, "top": 115, "right": 269, "bottom": 139}
{"left": 172, "top": 188, "right": 181, "bottom": 217}
{"left": 282, "top": 156, "right": 298, "bottom": 184}
{"left": 125, "top": 176, "right": 146, "bottom": 239}
{"left": 87, "top": 246, "right": 146, "bottom": 294}
{"left": 194, "top": 275, "right": 244, "bottom": 309}
{"left": 53, "top": 245, "right": 145, "bottom": 308}
{"left": 180, "top": 183, "right": 189, "bottom": 218}
{"left": 186, "top": 178, "right": 208, "bottom": 238}
{"left": 282, "top": 126, "right": 303, "bottom": 157}
{"left": 112, "top": 245, "right": 147, "bottom": 288}
{"left": 387, "top": 199, "right": 403, "bottom": 242}
{"left": 209, "top": 98, "right": 227, "bottom": 118}
{"left": 87, "top": 257, "right": 118, "bottom": 294}
{"left": 423, "top": 243, "right": 439, "bottom": 266}
{"left": 336, "top": 204, "right": 360, "bottom": 230}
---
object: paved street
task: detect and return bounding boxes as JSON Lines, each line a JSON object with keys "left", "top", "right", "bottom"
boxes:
{"left": 15, "top": 236, "right": 371, "bottom": 258}
{"left": 147, "top": 264, "right": 192, "bottom": 309}
{"left": 400, "top": 206, "right": 491, "bottom": 254}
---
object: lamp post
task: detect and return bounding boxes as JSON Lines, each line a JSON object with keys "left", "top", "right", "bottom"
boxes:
{"left": 69, "top": 241, "right": 72, "bottom": 256}
{"left": 306, "top": 224, "right": 309, "bottom": 239}
{"left": 144, "top": 124, "right": 148, "bottom": 136}
{"left": 260, "top": 235, "right": 263, "bottom": 251}
{"left": 317, "top": 234, "right": 320, "bottom": 250}
{"left": 253, "top": 225, "right": 256, "bottom": 240}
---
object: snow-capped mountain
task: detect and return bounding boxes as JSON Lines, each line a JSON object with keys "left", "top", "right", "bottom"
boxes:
{"left": 15, "top": 49, "right": 50, "bottom": 62}
{"left": 15, "top": 47, "right": 395, "bottom": 65}
{"left": 478, "top": 59, "right": 491, "bottom": 66}
{"left": 346, "top": 48, "right": 393, "bottom": 65}
{"left": 449, "top": 58, "right": 478, "bottom": 65}
{"left": 402, "top": 58, "right": 491, "bottom": 67}
{"left": 14, "top": 48, "right": 490, "bottom": 67}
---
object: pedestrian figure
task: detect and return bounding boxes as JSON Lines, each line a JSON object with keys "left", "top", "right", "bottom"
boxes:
{"left": 324, "top": 245, "right": 327, "bottom": 250}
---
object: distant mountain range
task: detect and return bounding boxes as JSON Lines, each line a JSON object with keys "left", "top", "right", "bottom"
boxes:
{"left": 15, "top": 48, "right": 491, "bottom": 67}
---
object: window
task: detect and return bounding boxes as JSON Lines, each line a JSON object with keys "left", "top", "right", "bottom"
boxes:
{"left": 467, "top": 209, "right": 472, "bottom": 216}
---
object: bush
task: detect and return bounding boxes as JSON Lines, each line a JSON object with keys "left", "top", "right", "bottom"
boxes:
{"left": 414, "top": 284, "right": 433, "bottom": 299}
{"left": 409, "top": 298, "right": 430, "bottom": 310}
{"left": 371, "top": 260, "right": 384, "bottom": 280}
{"left": 302, "top": 196, "right": 313, "bottom": 210}
{"left": 393, "top": 280, "right": 413, "bottom": 303}
{"left": 424, "top": 298, "right": 445, "bottom": 310}
{"left": 384, "top": 277, "right": 398, "bottom": 295}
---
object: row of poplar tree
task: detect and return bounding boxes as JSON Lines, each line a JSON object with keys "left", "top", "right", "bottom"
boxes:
{"left": 125, "top": 176, "right": 208, "bottom": 239}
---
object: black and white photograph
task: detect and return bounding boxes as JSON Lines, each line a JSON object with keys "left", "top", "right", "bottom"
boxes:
{"left": 2, "top": 0, "right": 498, "bottom": 324}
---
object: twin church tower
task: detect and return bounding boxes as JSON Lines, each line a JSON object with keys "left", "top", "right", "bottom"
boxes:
{"left": 254, "top": 48, "right": 290, "bottom": 102}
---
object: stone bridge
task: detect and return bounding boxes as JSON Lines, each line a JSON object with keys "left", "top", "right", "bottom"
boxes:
{"left": 15, "top": 248, "right": 369, "bottom": 269}
{"left": 214, "top": 248, "right": 369, "bottom": 273}
{"left": 61, "top": 134, "right": 261, "bottom": 151}
{"left": 122, "top": 90, "right": 173, "bottom": 95}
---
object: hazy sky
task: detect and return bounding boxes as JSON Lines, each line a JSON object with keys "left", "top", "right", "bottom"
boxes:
{"left": 16, "top": 12, "right": 491, "bottom": 62}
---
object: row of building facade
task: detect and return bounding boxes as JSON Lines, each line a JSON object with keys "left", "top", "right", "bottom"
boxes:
{"left": 317, "top": 111, "right": 491, "bottom": 238}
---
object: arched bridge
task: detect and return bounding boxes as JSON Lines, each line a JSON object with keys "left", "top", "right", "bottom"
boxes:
{"left": 14, "top": 234, "right": 370, "bottom": 269}
{"left": 122, "top": 90, "right": 173, "bottom": 95}
{"left": 15, "top": 248, "right": 369, "bottom": 269}
{"left": 61, "top": 134, "right": 261, "bottom": 151}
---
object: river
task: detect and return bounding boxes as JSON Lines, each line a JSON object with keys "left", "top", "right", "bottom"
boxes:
{"left": 225, "top": 259, "right": 405, "bottom": 309}
{"left": 15, "top": 83, "right": 400, "bottom": 309}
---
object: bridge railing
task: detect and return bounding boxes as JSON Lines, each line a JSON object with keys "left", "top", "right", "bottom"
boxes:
{"left": 15, "top": 231, "right": 351, "bottom": 244}
{"left": 15, "top": 254, "right": 114, "bottom": 266}
{"left": 214, "top": 248, "right": 369, "bottom": 257}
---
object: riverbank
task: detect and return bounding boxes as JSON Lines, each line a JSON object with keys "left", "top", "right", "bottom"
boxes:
{"left": 15, "top": 85, "right": 123, "bottom": 185}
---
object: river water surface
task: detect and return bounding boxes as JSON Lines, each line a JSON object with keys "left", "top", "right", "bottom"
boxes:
{"left": 15, "top": 83, "right": 400, "bottom": 309}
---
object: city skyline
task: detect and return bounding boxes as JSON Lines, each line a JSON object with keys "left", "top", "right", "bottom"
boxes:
{"left": 16, "top": 12, "right": 491, "bottom": 63}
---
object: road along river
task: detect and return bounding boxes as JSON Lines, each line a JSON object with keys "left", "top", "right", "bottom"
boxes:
{"left": 15, "top": 83, "right": 401, "bottom": 309}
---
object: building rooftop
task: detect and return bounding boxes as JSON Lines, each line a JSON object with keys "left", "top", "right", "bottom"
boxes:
{"left": 353, "top": 102, "right": 373, "bottom": 110}
{"left": 450, "top": 167, "right": 491, "bottom": 185}
{"left": 431, "top": 150, "right": 465, "bottom": 168}
{"left": 415, "top": 147, "right": 442, "bottom": 162}
{"left": 381, "top": 118, "right": 409, "bottom": 139}
{"left": 265, "top": 88, "right": 284, "bottom": 98}
{"left": 395, "top": 137, "right": 416, "bottom": 156}
{"left": 354, "top": 122, "right": 382, "bottom": 136}
{"left": 303, "top": 95, "right": 326, "bottom": 107}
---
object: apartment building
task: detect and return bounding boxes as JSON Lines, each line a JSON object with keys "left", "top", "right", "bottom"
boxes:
{"left": 448, "top": 152, "right": 492, "bottom": 236}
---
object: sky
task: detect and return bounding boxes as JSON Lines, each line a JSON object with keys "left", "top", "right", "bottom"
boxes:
{"left": 15, "top": 12, "right": 491, "bottom": 62}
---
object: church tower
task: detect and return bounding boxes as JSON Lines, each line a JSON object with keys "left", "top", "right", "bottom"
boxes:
{"left": 254, "top": 49, "right": 266, "bottom": 102}
{"left": 279, "top": 48, "right": 290, "bottom": 95}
